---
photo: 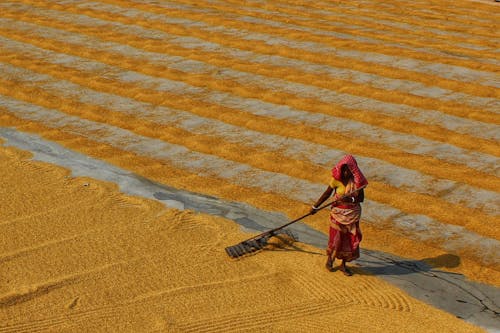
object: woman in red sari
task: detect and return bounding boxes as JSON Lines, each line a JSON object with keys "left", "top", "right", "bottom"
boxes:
{"left": 310, "top": 155, "right": 368, "bottom": 276}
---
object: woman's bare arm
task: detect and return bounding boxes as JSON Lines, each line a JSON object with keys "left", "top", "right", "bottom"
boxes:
{"left": 310, "top": 186, "right": 333, "bottom": 214}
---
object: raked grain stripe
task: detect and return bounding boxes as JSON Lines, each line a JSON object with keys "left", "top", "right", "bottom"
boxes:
{"left": 217, "top": 0, "right": 498, "bottom": 40}
{"left": 2, "top": 3, "right": 497, "bottom": 113}
{"left": 164, "top": 0, "right": 498, "bottom": 55}
{"left": 1, "top": 72, "right": 498, "bottom": 238}
{"left": 1, "top": 61, "right": 498, "bottom": 216}
{"left": 7, "top": 0, "right": 500, "bottom": 94}
{"left": 273, "top": 1, "right": 500, "bottom": 46}
{"left": 92, "top": 0, "right": 500, "bottom": 75}
{"left": 1, "top": 31, "right": 498, "bottom": 178}
{"left": 283, "top": 0, "right": 500, "bottom": 21}
{"left": 94, "top": 0, "right": 500, "bottom": 71}
{"left": 163, "top": 0, "right": 500, "bottom": 66}
{"left": 219, "top": 0, "right": 499, "bottom": 48}
{"left": 0, "top": 13, "right": 497, "bottom": 142}
{"left": 3, "top": 37, "right": 500, "bottom": 210}
{"left": 1, "top": 2, "right": 497, "bottom": 128}
{"left": 3, "top": 49, "right": 497, "bottom": 201}
{"left": 300, "top": 0, "right": 499, "bottom": 36}
{"left": 351, "top": 0, "right": 499, "bottom": 23}
{"left": 0, "top": 15, "right": 497, "bottom": 159}
{"left": 1, "top": 96, "right": 499, "bottom": 266}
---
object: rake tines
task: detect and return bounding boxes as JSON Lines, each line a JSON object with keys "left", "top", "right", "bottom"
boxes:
{"left": 225, "top": 229, "right": 299, "bottom": 259}
{"left": 225, "top": 236, "right": 269, "bottom": 259}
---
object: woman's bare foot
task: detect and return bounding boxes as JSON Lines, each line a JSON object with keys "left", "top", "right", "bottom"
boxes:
{"left": 340, "top": 261, "right": 353, "bottom": 276}
{"left": 325, "top": 257, "right": 334, "bottom": 272}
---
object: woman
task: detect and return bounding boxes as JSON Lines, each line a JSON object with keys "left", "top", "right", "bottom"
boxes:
{"left": 310, "top": 155, "right": 368, "bottom": 276}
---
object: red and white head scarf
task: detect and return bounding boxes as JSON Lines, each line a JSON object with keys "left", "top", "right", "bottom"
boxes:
{"left": 332, "top": 155, "right": 368, "bottom": 188}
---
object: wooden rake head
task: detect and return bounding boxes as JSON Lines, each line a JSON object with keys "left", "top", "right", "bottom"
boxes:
{"left": 225, "top": 229, "right": 298, "bottom": 259}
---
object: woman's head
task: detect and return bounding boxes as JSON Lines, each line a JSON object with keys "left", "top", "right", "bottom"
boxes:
{"left": 332, "top": 155, "right": 368, "bottom": 188}
{"left": 341, "top": 164, "right": 352, "bottom": 181}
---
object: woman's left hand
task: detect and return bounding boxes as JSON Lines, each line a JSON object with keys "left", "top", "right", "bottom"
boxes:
{"left": 342, "top": 196, "right": 355, "bottom": 203}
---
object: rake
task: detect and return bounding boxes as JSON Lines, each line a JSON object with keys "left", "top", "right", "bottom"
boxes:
{"left": 225, "top": 185, "right": 367, "bottom": 258}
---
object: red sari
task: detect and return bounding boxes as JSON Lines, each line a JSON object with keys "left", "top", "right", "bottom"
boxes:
{"left": 327, "top": 202, "right": 362, "bottom": 261}
{"left": 326, "top": 155, "right": 367, "bottom": 262}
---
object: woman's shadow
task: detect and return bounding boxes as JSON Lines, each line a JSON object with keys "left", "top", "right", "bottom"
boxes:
{"left": 353, "top": 251, "right": 461, "bottom": 277}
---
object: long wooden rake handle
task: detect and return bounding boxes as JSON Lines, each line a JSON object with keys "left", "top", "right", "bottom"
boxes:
{"left": 225, "top": 185, "right": 367, "bottom": 258}
{"left": 245, "top": 184, "right": 367, "bottom": 242}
